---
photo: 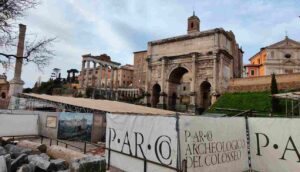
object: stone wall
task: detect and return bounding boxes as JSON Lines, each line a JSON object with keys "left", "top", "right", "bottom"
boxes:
{"left": 227, "top": 73, "right": 300, "bottom": 92}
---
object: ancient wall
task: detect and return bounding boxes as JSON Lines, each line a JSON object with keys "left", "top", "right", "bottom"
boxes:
{"left": 227, "top": 73, "right": 300, "bottom": 92}
{"left": 133, "top": 51, "right": 147, "bottom": 90}
{"left": 149, "top": 35, "right": 215, "bottom": 61}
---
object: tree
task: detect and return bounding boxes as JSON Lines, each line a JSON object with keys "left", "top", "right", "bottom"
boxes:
{"left": 271, "top": 73, "right": 279, "bottom": 112}
{"left": 0, "top": 0, "right": 55, "bottom": 70}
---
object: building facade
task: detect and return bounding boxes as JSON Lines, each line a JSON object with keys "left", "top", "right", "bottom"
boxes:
{"left": 79, "top": 54, "right": 120, "bottom": 97}
{"left": 133, "top": 51, "right": 147, "bottom": 90}
{"left": 116, "top": 64, "right": 134, "bottom": 88}
{"left": 79, "top": 54, "right": 139, "bottom": 99}
{"left": 244, "top": 37, "right": 300, "bottom": 77}
{"left": 0, "top": 74, "right": 9, "bottom": 99}
{"left": 136, "top": 13, "right": 243, "bottom": 112}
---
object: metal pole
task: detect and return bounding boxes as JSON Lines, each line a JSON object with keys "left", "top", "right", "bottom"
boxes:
{"left": 292, "top": 100, "right": 294, "bottom": 118}
{"left": 144, "top": 159, "right": 147, "bottom": 172}
{"left": 286, "top": 97, "right": 288, "bottom": 117}
{"left": 175, "top": 113, "right": 181, "bottom": 171}
{"left": 84, "top": 142, "right": 87, "bottom": 154}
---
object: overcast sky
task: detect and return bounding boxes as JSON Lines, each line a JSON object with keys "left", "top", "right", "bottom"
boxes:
{"left": 1, "top": 0, "right": 300, "bottom": 87}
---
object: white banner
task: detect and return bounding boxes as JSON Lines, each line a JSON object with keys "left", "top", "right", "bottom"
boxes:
{"left": 0, "top": 114, "right": 39, "bottom": 137}
{"left": 249, "top": 118, "right": 300, "bottom": 172}
{"left": 106, "top": 113, "right": 178, "bottom": 172}
{"left": 180, "top": 116, "right": 249, "bottom": 172}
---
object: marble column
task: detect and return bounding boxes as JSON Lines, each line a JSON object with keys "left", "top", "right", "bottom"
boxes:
{"left": 9, "top": 24, "right": 26, "bottom": 96}
{"left": 189, "top": 54, "right": 196, "bottom": 112}
{"left": 97, "top": 64, "right": 103, "bottom": 91}
{"left": 104, "top": 65, "right": 108, "bottom": 98}
{"left": 160, "top": 58, "right": 166, "bottom": 109}
{"left": 85, "top": 61, "right": 90, "bottom": 88}
{"left": 80, "top": 61, "right": 86, "bottom": 88}
{"left": 110, "top": 68, "right": 114, "bottom": 99}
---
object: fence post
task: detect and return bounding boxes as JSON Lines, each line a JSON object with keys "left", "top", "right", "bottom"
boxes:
{"left": 84, "top": 142, "right": 87, "bottom": 154}
{"left": 50, "top": 139, "right": 52, "bottom": 146}
{"left": 41, "top": 136, "right": 43, "bottom": 144}
{"left": 56, "top": 140, "right": 59, "bottom": 145}
{"left": 144, "top": 159, "right": 147, "bottom": 172}
{"left": 175, "top": 113, "right": 181, "bottom": 172}
{"left": 245, "top": 113, "right": 252, "bottom": 170}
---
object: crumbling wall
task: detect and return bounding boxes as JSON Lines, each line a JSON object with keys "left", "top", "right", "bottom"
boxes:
{"left": 227, "top": 73, "right": 300, "bottom": 92}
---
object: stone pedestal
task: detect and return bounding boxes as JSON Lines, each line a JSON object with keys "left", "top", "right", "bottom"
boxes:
{"left": 9, "top": 79, "right": 24, "bottom": 97}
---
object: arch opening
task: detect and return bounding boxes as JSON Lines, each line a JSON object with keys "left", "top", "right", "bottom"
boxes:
{"left": 152, "top": 84, "right": 161, "bottom": 107}
{"left": 200, "top": 81, "right": 211, "bottom": 111}
{"left": 168, "top": 67, "right": 190, "bottom": 111}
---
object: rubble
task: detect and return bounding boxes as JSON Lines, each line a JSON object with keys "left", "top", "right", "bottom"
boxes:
{"left": 0, "top": 139, "right": 106, "bottom": 172}
{"left": 28, "top": 154, "right": 55, "bottom": 171}
{"left": 4, "top": 144, "right": 32, "bottom": 158}
{"left": 18, "top": 140, "right": 47, "bottom": 153}
{"left": 0, "top": 146, "right": 7, "bottom": 155}
{"left": 70, "top": 156, "right": 105, "bottom": 172}
{"left": 0, "top": 155, "right": 8, "bottom": 172}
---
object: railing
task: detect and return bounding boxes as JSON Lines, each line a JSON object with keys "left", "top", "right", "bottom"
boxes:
{"left": 106, "top": 147, "right": 183, "bottom": 172}
{"left": 40, "top": 135, "right": 102, "bottom": 154}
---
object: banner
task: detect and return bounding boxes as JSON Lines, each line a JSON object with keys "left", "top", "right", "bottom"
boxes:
{"left": 249, "top": 118, "right": 300, "bottom": 172}
{"left": 180, "top": 116, "right": 249, "bottom": 172}
{"left": 106, "top": 113, "right": 178, "bottom": 172}
{"left": 0, "top": 114, "right": 38, "bottom": 137}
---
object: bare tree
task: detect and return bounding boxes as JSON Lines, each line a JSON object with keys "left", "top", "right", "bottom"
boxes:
{"left": 0, "top": 0, "right": 56, "bottom": 70}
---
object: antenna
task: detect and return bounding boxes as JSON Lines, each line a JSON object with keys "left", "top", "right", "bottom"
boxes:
{"left": 192, "top": 0, "right": 195, "bottom": 15}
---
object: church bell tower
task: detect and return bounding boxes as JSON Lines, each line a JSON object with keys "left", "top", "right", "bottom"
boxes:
{"left": 187, "top": 11, "right": 200, "bottom": 34}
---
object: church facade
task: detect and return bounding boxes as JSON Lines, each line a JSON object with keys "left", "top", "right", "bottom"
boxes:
{"left": 134, "top": 14, "right": 243, "bottom": 113}
{"left": 244, "top": 37, "right": 300, "bottom": 77}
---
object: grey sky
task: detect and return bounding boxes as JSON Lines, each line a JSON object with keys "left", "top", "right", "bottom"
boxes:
{"left": 1, "top": 0, "right": 300, "bottom": 87}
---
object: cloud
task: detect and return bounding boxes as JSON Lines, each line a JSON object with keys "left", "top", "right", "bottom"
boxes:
{"left": 1, "top": 0, "right": 300, "bottom": 87}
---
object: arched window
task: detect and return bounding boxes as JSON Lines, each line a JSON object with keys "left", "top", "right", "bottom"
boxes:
{"left": 191, "top": 22, "right": 194, "bottom": 29}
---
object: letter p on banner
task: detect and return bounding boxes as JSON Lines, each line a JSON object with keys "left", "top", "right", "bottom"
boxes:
{"left": 249, "top": 118, "right": 300, "bottom": 172}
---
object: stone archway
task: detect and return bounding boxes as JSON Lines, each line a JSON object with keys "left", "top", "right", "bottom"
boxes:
{"left": 152, "top": 84, "right": 161, "bottom": 107}
{"left": 168, "top": 67, "right": 190, "bottom": 111}
{"left": 200, "top": 81, "right": 211, "bottom": 110}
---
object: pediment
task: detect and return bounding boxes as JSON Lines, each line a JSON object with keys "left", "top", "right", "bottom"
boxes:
{"left": 282, "top": 59, "right": 297, "bottom": 65}
{"left": 266, "top": 37, "right": 300, "bottom": 49}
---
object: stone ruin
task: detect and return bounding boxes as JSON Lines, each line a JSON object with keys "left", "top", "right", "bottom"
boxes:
{"left": 0, "top": 138, "right": 105, "bottom": 172}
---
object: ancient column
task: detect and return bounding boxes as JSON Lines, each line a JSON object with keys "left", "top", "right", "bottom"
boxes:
{"left": 85, "top": 61, "right": 90, "bottom": 88}
{"left": 110, "top": 68, "right": 114, "bottom": 99}
{"left": 160, "top": 58, "right": 166, "bottom": 109}
{"left": 104, "top": 65, "right": 108, "bottom": 98}
{"left": 97, "top": 64, "right": 103, "bottom": 90}
{"left": 189, "top": 54, "right": 196, "bottom": 112}
{"left": 212, "top": 54, "right": 218, "bottom": 104}
{"left": 80, "top": 61, "right": 86, "bottom": 88}
{"left": 9, "top": 24, "right": 26, "bottom": 97}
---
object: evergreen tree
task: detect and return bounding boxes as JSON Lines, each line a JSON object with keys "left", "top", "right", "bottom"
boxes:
{"left": 271, "top": 73, "right": 279, "bottom": 112}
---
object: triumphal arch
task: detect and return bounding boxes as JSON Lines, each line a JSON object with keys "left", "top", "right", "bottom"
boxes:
{"left": 144, "top": 13, "right": 243, "bottom": 113}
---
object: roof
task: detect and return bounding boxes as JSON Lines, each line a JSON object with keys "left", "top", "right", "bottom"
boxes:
{"left": 243, "top": 64, "right": 261, "bottom": 67}
{"left": 272, "top": 92, "right": 300, "bottom": 100}
{"left": 249, "top": 37, "right": 300, "bottom": 61}
{"left": 22, "top": 93, "right": 176, "bottom": 116}
{"left": 133, "top": 50, "right": 147, "bottom": 54}
{"left": 148, "top": 28, "right": 234, "bottom": 46}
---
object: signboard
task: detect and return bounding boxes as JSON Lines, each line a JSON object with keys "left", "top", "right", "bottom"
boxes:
{"left": 180, "top": 116, "right": 249, "bottom": 172}
{"left": 106, "top": 113, "right": 178, "bottom": 172}
{"left": 58, "top": 112, "right": 93, "bottom": 141}
{"left": 46, "top": 116, "right": 57, "bottom": 128}
{"left": 249, "top": 118, "right": 300, "bottom": 172}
